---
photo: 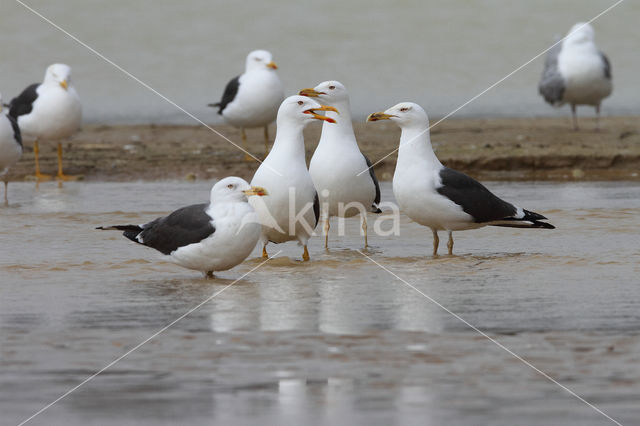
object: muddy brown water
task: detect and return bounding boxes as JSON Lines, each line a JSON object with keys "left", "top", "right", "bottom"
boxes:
{"left": 1, "top": 181, "right": 639, "bottom": 425}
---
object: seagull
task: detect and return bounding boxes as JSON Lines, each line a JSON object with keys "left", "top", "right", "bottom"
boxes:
{"left": 9, "top": 63, "right": 82, "bottom": 181}
{"left": 0, "top": 94, "right": 23, "bottom": 205}
{"left": 97, "top": 177, "right": 268, "bottom": 278}
{"left": 209, "top": 50, "right": 284, "bottom": 161}
{"left": 367, "top": 102, "right": 554, "bottom": 255}
{"left": 539, "top": 22, "right": 612, "bottom": 130}
{"left": 299, "top": 81, "right": 381, "bottom": 249}
{"left": 250, "top": 95, "right": 337, "bottom": 261}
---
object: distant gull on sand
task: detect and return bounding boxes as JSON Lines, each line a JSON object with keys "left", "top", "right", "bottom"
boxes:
{"left": 250, "top": 96, "right": 337, "bottom": 261}
{"left": 9, "top": 63, "right": 82, "bottom": 181}
{"left": 539, "top": 22, "right": 612, "bottom": 130}
{"left": 209, "top": 50, "right": 284, "bottom": 160}
{"left": 0, "top": 94, "right": 22, "bottom": 205}
{"left": 299, "top": 81, "right": 381, "bottom": 249}
{"left": 98, "top": 177, "right": 268, "bottom": 278}
{"left": 368, "top": 102, "right": 554, "bottom": 255}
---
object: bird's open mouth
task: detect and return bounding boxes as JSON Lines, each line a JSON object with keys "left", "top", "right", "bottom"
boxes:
{"left": 366, "top": 112, "right": 396, "bottom": 122}
{"left": 304, "top": 105, "right": 338, "bottom": 123}
{"left": 298, "top": 88, "right": 325, "bottom": 97}
{"left": 243, "top": 186, "right": 268, "bottom": 196}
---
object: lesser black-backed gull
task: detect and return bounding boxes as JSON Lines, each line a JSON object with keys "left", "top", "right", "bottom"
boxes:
{"left": 98, "top": 177, "right": 268, "bottom": 277}
{"left": 368, "top": 102, "right": 554, "bottom": 256}
{"left": 539, "top": 22, "right": 612, "bottom": 130}
{"left": 209, "top": 50, "right": 284, "bottom": 160}
{"left": 0, "top": 94, "right": 23, "bottom": 205}
{"left": 299, "top": 81, "right": 381, "bottom": 249}
{"left": 9, "top": 63, "right": 82, "bottom": 181}
{"left": 250, "top": 96, "right": 337, "bottom": 261}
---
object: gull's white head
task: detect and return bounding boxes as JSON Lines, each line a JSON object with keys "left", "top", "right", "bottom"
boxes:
{"left": 276, "top": 95, "right": 338, "bottom": 126}
{"left": 211, "top": 176, "right": 268, "bottom": 203}
{"left": 564, "top": 22, "right": 595, "bottom": 46}
{"left": 245, "top": 50, "right": 278, "bottom": 72}
{"left": 44, "top": 63, "right": 73, "bottom": 90}
{"left": 367, "top": 102, "right": 429, "bottom": 129}
{"left": 298, "top": 80, "right": 349, "bottom": 105}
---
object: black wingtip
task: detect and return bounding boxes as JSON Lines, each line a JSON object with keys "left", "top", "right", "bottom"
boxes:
{"left": 371, "top": 206, "right": 382, "bottom": 214}
{"left": 532, "top": 221, "right": 555, "bottom": 229}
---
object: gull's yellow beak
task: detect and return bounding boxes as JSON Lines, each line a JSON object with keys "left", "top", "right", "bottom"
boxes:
{"left": 266, "top": 61, "right": 278, "bottom": 70}
{"left": 298, "top": 88, "right": 324, "bottom": 97}
{"left": 243, "top": 186, "right": 268, "bottom": 197}
{"left": 367, "top": 112, "right": 395, "bottom": 122}
{"left": 304, "top": 105, "right": 339, "bottom": 123}
{"left": 60, "top": 80, "right": 68, "bottom": 90}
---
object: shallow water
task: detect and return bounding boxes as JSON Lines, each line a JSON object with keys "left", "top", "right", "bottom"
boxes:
{"left": 1, "top": 181, "right": 640, "bottom": 425}
{"left": 2, "top": 1, "right": 639, "bottom": 123}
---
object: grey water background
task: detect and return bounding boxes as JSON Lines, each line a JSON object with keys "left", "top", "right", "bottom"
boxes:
{"left": 1, "top": 181, "right": 640, "bottom": 425}
{"left": 1, "top": 0, "right": 638, "bottom": 124}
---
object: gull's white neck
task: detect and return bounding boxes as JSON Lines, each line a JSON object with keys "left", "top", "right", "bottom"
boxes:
{"left": 269, "top": 118, "right": 306, "bottom": 165}
{"left": 397, "top": 123, "right": 442, "bottom": 170}
{"left": 317, "top": 98, "right": 358, "bottom": 149}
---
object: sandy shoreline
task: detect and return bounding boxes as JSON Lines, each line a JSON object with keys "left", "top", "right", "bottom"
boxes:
{"left": 8, "top": 116, "right": 640, "bottom": 182}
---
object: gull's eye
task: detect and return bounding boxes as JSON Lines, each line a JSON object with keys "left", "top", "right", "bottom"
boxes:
{"left": 328, "top": 85, "right": 335, "bottom": 90}
{"left": 400, "top": 107, "right": 410, "bottom": 112}
{"left": 254, "top": 57, "right": 261, "bottom": 61}
{"left": 298, "top": 100, "right": 304, "bottom": 105}
{"left": 227, "top": 184, "right": 234, "bottom": 189}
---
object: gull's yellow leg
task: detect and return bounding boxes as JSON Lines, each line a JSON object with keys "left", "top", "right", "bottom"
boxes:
{"left": 56, "top": 142, "right": 80, "bottom": 182}
{"left": 362, "top": 215, "right": 368, "bottom": 248}
{"left": 263, "top": 125, "right": 270, "bottom": 158}
{"left": 447, "top": 231, "right": 454, "bottom": 255}
{"left": 33, "top": 140, "right": 51, "bottom": 182}
{"left": 324, "top": 217, "right": 330, "bottom": 249}
{"left": 262, "top": 245, "right": 268, "bottom": 259}
{"left": 432, "top": 229, "right": 439, "bottom": 256}
{"left": 302, "top": 245, "right": 310, "bottom": 261}
{"left": 242, "top": 128, "right": 254, "bottom": 162}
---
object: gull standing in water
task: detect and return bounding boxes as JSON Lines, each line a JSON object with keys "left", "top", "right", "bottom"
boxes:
{"left": 250, "top": 96, "right": 337, "bottom": 261}
{"left": 0, "top": 94, "right": 22, "bottom": 205}
{"left": 9, "top": 63, "right": 81, "bottom": 181}
{"left": 299, "top": 81, "right": 381, "bottom": 249}
{"left": 98, "top": 177, "right": 268, "bottom": 278}
{"left": 368, "top": 102, "right": 554, "bottom": 255}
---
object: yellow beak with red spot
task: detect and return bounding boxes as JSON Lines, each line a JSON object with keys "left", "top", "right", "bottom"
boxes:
{"left": 266, "top": 61, "right": 278, "bottom": 69}
{"left": 243, "top": 186, "right": 268, "bottom": 197}
{"left": 59, "top": 80, "right": 68, "bottom": 90}
{"left": 305, "top": 105, "right": 339, "bottom": 123}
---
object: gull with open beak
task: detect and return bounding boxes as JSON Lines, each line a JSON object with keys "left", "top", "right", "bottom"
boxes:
{"left": 300, "top": 81, "right": 382, "bottom": 249}
{"left": 209, "top": 50, "right": 284, "bottom": 160}
{"left": 8, "top": 63, "right": 82, "bottom": 183}
{"left": 250, "top": 95, "right": 338, "bottom": 261}
{"left": 368, "top": 102, "right": 554, "bottom": 256}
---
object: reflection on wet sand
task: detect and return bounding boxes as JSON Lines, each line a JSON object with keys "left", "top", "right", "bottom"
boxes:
{"left": 2, "top": 181, "right": 640, "bottom": 425}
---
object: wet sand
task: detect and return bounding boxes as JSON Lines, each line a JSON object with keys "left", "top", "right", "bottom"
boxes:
{"left": 8, "top": 116, "right": 640, "bottom": 183}
{"left": 2, "top": 181, "right": 640, "bottom": 425}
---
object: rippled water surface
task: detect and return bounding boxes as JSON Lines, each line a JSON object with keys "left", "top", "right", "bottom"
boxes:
{"left": 1, "top": 181, "right": 640, "bottom": 425}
